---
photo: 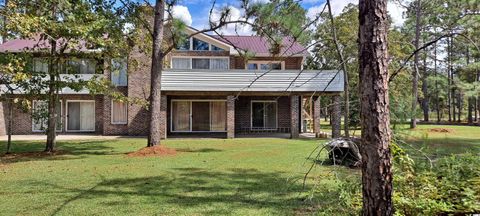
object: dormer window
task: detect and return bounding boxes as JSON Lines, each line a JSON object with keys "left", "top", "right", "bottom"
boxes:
{"left": 211, "top": 45, "right": 225, "bottom": 51}
{"left": 176, "top": 38, "right": 190, "bottom": 51}
{"left": 193, "top": 38, "right": 209, "bottom": 51}
{"left": 247, "top": 61, "right": 284, "bottom": 70}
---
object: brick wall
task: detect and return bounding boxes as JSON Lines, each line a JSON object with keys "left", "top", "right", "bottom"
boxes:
{"left": 235, "top": 96, "right": 291, "bottom": 133}
{"left": 5, "top": 95, "right": 103, "bottom": 135}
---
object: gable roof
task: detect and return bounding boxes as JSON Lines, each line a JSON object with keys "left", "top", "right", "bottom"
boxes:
{"left": 0, "top": 35, "right": 95, "bottom": 53}
{"left": 213, "top": 35, "right": 308, "bottom": 57}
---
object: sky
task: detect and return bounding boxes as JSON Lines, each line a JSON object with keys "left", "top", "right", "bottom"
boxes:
{"left": 168, "top": 0, "right": 406, "bottom": 35}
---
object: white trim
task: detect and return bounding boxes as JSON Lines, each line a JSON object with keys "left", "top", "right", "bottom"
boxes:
{"left": 250, "top": 100, "right": 278, "bottom": 130}
{"left": 246, "top": 60, "right": 285, "bottom": 70}
{"left": 170, "top": 99, "right": 227, "bottom": 133}
{"left": 65, "top": 100, "right": 96, "bottom": 132}
{"left": 185, "top": 27, "right": 233, "bottom": 51}
{"left": 31, "top": 100, "right": 63, "bottom": 132}
{"left": 110, "top": 100, "right": 128, "bottom": 125}
{"left": 170, "top": 56, "right": 230, "bottom": 70}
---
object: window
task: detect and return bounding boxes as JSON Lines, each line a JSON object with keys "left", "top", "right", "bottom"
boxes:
{"left": 64, "top": 59, "right": 96, "bottom": 74}
{"left": 171, "top": 58, "right": 191, "bottom": 69}
{"left": 33, "top": 58, "right": 48, "bottom": 72}
{"left": 247, "top": 63, "right": 258, "bottom": 70}
{"left": 111, "top": 59, "right": 128, "bottom": 86}
{"left": 247, "top": 61, "right": 284, "bottom": 70}
{"left": 176, "top": 37, "right": 190, "bottom": 50}
{"left": 171, "top": 57, "right": 229, "bottom": 70}
{"left": 171, "top": 100, "right": 227, "bottom": 132}
{"left": 111, "top": 100, "right": 128, "bottom": 124}
{"left": 211, "top": 45, "right": 225, "bottom": 51}
{"left": 251, "top": 101, "right": 277, "bottom": 129}
{"left": 210, "top": 58, "right": 229, "bottom": 69}
{"left": 32, "top": 100, "right": 62, "bottom": 132}
{"left": 66, "top": 101, "right": 95, "bottom": 131}
{"left": 192, "top": 38, "right": 209, "bottom": 51}
{"left": 192, "top": 58, "right": 210, "bottom": 69}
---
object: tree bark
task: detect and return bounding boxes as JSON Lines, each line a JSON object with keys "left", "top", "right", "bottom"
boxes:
{"left": 411, "top": 0, "right": 421, "bottom": 129}
{"left": 434, "top": 42, "right": 440, "bottom": 122}
{"left": 147, "top": 0, "right": 165, "bottom": 147}
{"left": 421, "top": 43, "right": 429, "bottom": 122}
{"left": 358, "top": 0, "right": 393, "bottom": 215}
{"left": 326, "top": 0, "right": 349, "bottom": 137}
{"left": 45, "top": 39, "right": 58, "bottom": 153}
{"left": 467, "top": 47, "right": 473, "bottom": 125}
{"left": 1, "top": 0, "right": 8, "bottom": 44}
{"left": 447, "top": 37, "right": 452, "bottom": 122}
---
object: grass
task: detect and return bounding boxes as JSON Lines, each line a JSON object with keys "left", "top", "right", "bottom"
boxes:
{"left": 0, "top": 124, "right": 479, "bottom": 215}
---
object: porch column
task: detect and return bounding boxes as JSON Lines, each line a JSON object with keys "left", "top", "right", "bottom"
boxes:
{"left": 160, "top": 95, "right": 167, "bottom": 139}
{"left": 290, "top": 95, "right": 300, "bottom": 138}
{"left": 313, "top": 96, "right": 321, "bottom": 138}
{"left": 331, "top": 94, "right": 342, "bottom": 138}
{"left": 227, "top": 95, "right": 235, "bottom": 139}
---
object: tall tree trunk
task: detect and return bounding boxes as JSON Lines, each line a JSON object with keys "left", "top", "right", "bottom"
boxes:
{"left": 359, "top": 0, "right": 393, "bottom": 214}
{"left": 447, "top": 37, "right": 452, "bottom": 122}
{"left": 457, "top": 92, "right": 462, "bottom": 122}
{"left": 467, "top": 47, "right": 473, "bottom": 124}
{"left": 45, "top": 39, "right": 58, "bottom": 153}
{"left": 410, "top": 0, "right": 421, "bottom": 128}
{"left": 434, "top": 42, "right": 440, "bottom": 122}
{"left": 147, "top": 0, "right": 165, "bottom": 147}
{"left": 326, "top": 0, "right": 349, "bottom": 137}
{"left": 6, "top": 94, "right": 12, "bottom": 154}
{"left": 1, "top": 0, "right": 8, "bottom": 44}
{"left": 421, "top": 43, "right": 429, "bottom": 122}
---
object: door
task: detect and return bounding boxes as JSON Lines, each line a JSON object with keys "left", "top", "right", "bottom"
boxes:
{"left": 192, "top": 102, "right": 210, "bottom": 131}
{"left": 251, "top": 101, "right": 277, "bottom": 129}
{"left": 67, "top": 101, "right": 95, "bottom": 131}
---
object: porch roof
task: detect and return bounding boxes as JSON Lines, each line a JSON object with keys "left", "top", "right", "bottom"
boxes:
{"left": 161, "top": 69, "right": 344, "bottom": 93}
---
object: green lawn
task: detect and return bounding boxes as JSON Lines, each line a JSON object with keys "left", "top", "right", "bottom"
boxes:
{"left": 0, "top": 124, "right": 479, "bottom": 215}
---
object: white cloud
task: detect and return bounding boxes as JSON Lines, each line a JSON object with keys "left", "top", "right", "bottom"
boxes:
{"left": 306, "top": 0, "right": 406, "bottom": 26}
{"left": 171, "top": 5, "right": 192, "bottom": 26}
{"left": 210, "top": 5, "right": 254, "bottom": 35}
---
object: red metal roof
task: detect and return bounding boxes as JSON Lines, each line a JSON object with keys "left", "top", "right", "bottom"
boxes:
{"left": 0, "top": 35, "right": 92, "bottom": 53}
{"left": 214, "top": 35, "right": 308, "bottom": 56}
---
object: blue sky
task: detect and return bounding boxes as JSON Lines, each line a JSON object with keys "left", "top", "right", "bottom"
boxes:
{"left": 166, "top": 0, "right": 404, "bottom": 34}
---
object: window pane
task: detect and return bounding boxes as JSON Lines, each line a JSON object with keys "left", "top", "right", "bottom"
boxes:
{"left": 65, "top": 59, "right": 96, "bottom": 74}
{"left": 172, "top": 58, "right": 191, "bottom": 69}
{"left": 112, "top": 100, "right": 127, "bottom": 124}
{"left": 32, "top": 100, "right": 62, "bottom": 131}
{"left": 192, "top": 58, "right": 210, "bottom": 69}
{"left": 211, "top": 45, "right": 224, "bottom": 51}
{"left": 264, "top": 102, "right": 277, "bottom": 128}
{"left": 176, "top": 38, "right": 190, "bottom": 50}
{"left": 210, "top": 59, "right": 229, "bottom": 70}
{"left": 260, "top": 64, "right": 270, "bottom": 70}
{"left": 271, "top": 63, "right": 282, "bottom": 70}
{"left": 247, "top": 63, "right": 258, "bottom": 70}
{"left": 192, "top": 38, "right": 209, "bottom": 51}
{"left": 192, "top": 102, "right": 210, "bottom": 131}
{"left": 210, "top": 101, "right": 226, "bottom": 131}
{"left": 33, "top": 58, "right": 48, "bottom": 73}
{"left": 172, "top": 101, "right": 190, "bottom": 131}
{"left": 252, "top": 102, "right": 264, "bottom": 128}
{"left": 111, "top": 59, "right": 128, "bottom": 86}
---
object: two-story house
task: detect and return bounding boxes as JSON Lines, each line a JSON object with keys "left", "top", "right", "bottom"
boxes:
{"left": 0, "top": 26, "right": 344, "bottom": 139}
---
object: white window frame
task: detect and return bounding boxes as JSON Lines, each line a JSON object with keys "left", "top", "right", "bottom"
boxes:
{"left": 170, "top": 99, "right": 227, "bottom": 133}
{"left": 65, "top": 100, "right": 96, "bottom": 132}
{"left": 111, "top": 100, "right": 128, "bottom": 125}
{"left": 250, "top": 100, "right": 278, "bottom": 130}
{"left": 170, "top": 56, "right": 230, "bottom": 70}
{"left": 32, "top": 100, "right": 63, "bottom": 132}
{"left": 246, "top": 61, "right": 285, "bottom": 70}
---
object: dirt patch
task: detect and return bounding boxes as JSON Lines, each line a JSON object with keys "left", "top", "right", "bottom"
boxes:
{"left": 429, "top": 128, "right": 455, "bottom": 133}
{"left": 127, "top": 145, "right": 177, "bottom": 157}
{"left": 0, "top": 150, "right": 67, "bottom": 162}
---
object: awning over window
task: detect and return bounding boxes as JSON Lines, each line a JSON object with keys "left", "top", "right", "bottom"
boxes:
{"left": 161, "top": 69, "right": 344, "bottom": 93}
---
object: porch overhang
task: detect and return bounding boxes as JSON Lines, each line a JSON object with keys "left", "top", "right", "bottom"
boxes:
{"left": 161, "top": 69, "right": 344, "bottom": 94}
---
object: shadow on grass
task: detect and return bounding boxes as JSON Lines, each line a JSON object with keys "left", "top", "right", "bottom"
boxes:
{"left": 20, "top": 168, "right": 310, "bottom": 215}
{"left": 0, "top": 140, "right": 119, "bottom": 164}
